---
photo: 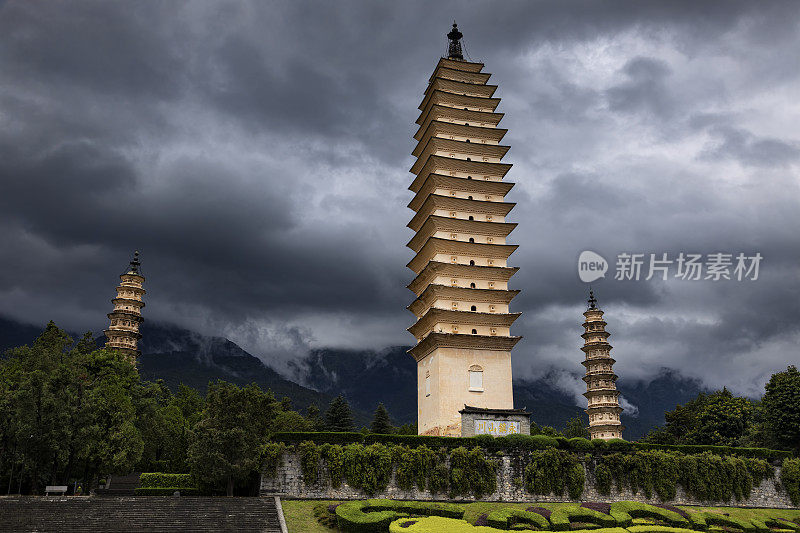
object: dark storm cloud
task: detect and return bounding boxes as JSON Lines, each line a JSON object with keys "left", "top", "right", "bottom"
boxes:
{"left": 1, "top": 0, "right": 799, "bottom": 392}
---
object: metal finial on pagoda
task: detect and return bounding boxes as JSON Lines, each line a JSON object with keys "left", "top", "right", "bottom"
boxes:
{"left": 447, "top": 22, "right": 464, "bottom": 60}
{"left": 581, "top": 293, "right": 623, "bottom": 440}
{"left": 104, "top": 251, "right": 146, "bottom": 361}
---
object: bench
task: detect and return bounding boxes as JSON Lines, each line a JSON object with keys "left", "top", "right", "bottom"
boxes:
{"left": 45, "top": 485, "right": 68, "bottom": 496}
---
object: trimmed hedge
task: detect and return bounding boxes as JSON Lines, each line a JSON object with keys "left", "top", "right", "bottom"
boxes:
{"left": 627, "top": 527, "right": 697, "bottom": 533}
{"left": 690, "top": 512, "right": 757, "bottom": 533}
{"left": 139, "top": 473, "right": 194, "bottom": 488}
{"left": 134, "top": 487, "right": 200, "bottom": 495}
{"left": 335, "top": 499, "right": 465, "bottom": 533}
{"left": 271, "top": 432, "right": 792, "bottom": 460}
{"left": 549, "top": 506, "right": 619, "bottom": 531}
{"left": 610, "top": 502, "right": 689, "bottom": 528}
{"left": 486, "top": 508, "right": 550, "bottom": 530}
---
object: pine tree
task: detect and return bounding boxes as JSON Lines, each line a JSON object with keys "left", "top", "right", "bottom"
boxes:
{"left": 370, "top": 403, "right": 393, "bottom": 434}
{"left": 325, "top": 395, "right": 355, "bottom": 432}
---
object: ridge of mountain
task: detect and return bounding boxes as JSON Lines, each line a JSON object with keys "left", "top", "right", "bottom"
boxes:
{"left": 1, "top": 315, "right": 708, "bottom": 438}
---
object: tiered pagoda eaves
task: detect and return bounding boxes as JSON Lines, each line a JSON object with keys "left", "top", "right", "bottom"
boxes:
{"left": 104, "top": 251, "right": 146, "bottom": 360}
{"left": 407, "top": 24, "right": 522, "bottom": 436}
{"left": 581, "top": 290, "right": 624, "bottom": 440}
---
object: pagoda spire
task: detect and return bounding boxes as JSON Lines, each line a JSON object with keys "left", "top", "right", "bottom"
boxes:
{"left": 447, "top": 22, "right": 464, "bottom": 60}
{"left": 104, "top": 251, "right": 146, "bottom": 361}
{"left": 407, "top": 35, "right": 521, "bottom": 436}
{"left": 581, "top": 290, "right": 624, "bottom": 440}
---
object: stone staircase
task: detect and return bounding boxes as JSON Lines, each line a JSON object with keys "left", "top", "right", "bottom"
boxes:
{"left": 0, "top": 496, "right": 284, "bottom": 532}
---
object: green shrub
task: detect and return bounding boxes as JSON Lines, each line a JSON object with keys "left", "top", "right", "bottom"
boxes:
{"left": 781, "top": 458, "right": 800, "bottom": 505}
{"left": 449, "top": 446, "right": 497, "bottom": 498}
{"left": 594, "top": 463, "right": 613, "bottom": 495}
{"left": 134, "top": 487, "right": 200, "bottom": 495}
{"left": 343, "top": 443, "right": 393, "bottom": 495}
{"left": 429, "top": 463, "right": 449, "bottom": 495}
{"left": 298, "top": 440, "right": 321, "bottom": 485}
{"left": 262, "top": 442, "right": 285, "bottom": 479}
{"left": 139, "top": 473, "right": 194, "bottom": 488}
{"left": 487, "top": 508, "right": 550, "bottom": 530}
{"left": 568, "top": 438, "right": 594, "bottom": 452}
{"left": 691, "top": 512, "right": 757, "bottom": 533}
{"left": 323, "top": 444, "right": 346, "bottom": 488}
{"left": 336, "top": 500, "right": 403, "bottom": 533}
{"left": 610, "top": 502, "right": 689, "bottom": 528}
{"left": 335, "top": 500, "right": 465, "bottom": 533}
{"left": 524, "top": 448, "right": 585, "bottom": 498}
{"left": 549, "top": 507, "right": 619, "bottom": 531}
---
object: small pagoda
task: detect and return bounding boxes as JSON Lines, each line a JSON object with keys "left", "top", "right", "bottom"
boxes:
{"left": 104, "top": 251, "right": 146, "bottom": 360}
{"left": 581, "top": 289, "right": 624, "bottom": 440}
{"left": 406, "top": 23, "right": 523, "bottom": 436}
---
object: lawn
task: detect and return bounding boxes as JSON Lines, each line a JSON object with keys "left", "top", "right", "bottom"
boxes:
{"left": 279, "top": 499, "right": 800, "bottom": 533}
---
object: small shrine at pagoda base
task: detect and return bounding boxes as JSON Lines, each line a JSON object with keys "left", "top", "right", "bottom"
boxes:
{"left": 406, "top": 23, "right": 524, "bottom": 437}
{"left": 581, "top": 289, "right": 624, "bottom": 440}
{"left": 104, "top": 251, "right": 146, "bottom": 361}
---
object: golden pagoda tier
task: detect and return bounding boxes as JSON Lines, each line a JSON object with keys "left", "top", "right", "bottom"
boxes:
{"left": 104, "top": 251, "right": 146, "bottom": 361}
{"left": 407, "top": 23, "right": 521, "bottom": 436}
{"left": 581, "top": 290, "right": 624, "bottom": 440}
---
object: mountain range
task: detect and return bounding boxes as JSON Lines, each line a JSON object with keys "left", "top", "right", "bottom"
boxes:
{"left": 0, "top": 315, "right": 708, "bottom": 439}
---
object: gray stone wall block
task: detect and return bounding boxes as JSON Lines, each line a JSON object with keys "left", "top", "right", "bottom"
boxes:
{"left": 260, "top": 450, "right": 797, "bottom": 509}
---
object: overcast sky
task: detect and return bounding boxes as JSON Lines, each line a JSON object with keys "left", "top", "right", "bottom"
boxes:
{"left": 1, "top": 0, "right": 799, "bottom": 399}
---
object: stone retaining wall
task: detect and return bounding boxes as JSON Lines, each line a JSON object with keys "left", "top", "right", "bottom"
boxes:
{"left": 260, "top": 450, "right": 797, "bottom": 508}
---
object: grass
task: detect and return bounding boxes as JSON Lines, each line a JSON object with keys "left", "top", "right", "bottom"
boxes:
{"left": 280, "top": 499, "right": 800, "bottom": 533}
{"left": 281, "top": 499, "right": 340, "bottom": 533}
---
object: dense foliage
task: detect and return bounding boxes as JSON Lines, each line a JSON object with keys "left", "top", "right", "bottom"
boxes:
{"left": 292, "top": 441, "right": 496, "bottom": 497}
{"left": 524, "top": 448, "right": 585, "bottom": 499}
{"left": 0, "top": 324, "right": 364, "bottom": 495}
{"left": 594, "top": 450, "right": 773, "bottom": 501}
{"left": 334, "top": 500, "right": 800, "bottom": 533}
{"left": 644, "top": 371, "right": 800, "bottom": 454}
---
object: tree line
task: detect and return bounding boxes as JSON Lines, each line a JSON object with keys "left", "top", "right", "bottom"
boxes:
{"left": 0, "top": 323, "right": 409, "bottom": 495}
{"left": 642, "top": 368, "right": 800, "bottom": 453}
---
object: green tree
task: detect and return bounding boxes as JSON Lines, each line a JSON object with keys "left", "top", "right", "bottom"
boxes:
{"left": 370, "top": 403, "right": 393, "bottom": 434}
{"left": 761, "top": 366, "right": 800, "bottom": 452}
{"left": 305, "top": 404, "right": 324, "bottom": 431}
{"left": 325, "top": 395, "right": 354, "bottom": 432}
{"left": 563, "top": 416, "right": 589, "bottom": 439}
{"left": 643, "top": 389, "right": 753, "bottom": 446}
{"left": 188, "top": 381, "right": 274, "bottom": 496}
{"left": 0, "top": 324, "right": 143, "bottom": 493}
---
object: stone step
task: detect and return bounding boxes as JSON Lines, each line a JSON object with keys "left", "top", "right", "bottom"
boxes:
{"left": 0, "top": 496, "right": 283, "bottom": 532}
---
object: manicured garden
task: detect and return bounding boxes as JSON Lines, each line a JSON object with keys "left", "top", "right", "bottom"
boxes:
{"left": 280, "top": 499, "right": 800, "bottom": 533}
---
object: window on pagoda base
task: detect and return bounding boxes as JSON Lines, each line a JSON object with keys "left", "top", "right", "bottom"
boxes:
{"left": 471, "top": 329, "right": 477, "bottom": 334}
{"left": 470, "top": 305, "right": 477, "bottom": 311}
{"left": 469, "top": 260, "right": 475, "bottom": 266}
{"left": 469, "top": 365, "right": 483, "bottom": 391}
{"left": 470, "top": 282, "right": 476, "bottom": 288}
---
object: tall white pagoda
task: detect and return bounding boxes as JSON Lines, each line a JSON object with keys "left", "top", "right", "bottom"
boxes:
{"left": 407, "top": 24, "right": 522, "bottom": 436}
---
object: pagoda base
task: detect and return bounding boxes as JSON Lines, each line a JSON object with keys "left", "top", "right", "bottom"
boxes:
{"left": 416, "top": 344, "right": 514, "bottom": 436}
